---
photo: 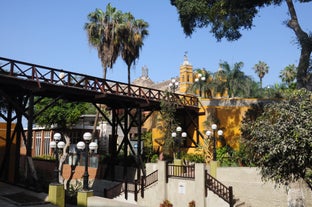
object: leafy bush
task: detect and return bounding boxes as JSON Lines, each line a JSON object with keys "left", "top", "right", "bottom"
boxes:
{"left": 184, "top": 153, "right": 205, "bottom": 163}
{"left": 33, "top": 155, "right": 55, "bottom": 161}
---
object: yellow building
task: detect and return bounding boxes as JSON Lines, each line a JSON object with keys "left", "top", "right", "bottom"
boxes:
{"left": 132, "top": 54, "right": 265, "bottom": 157}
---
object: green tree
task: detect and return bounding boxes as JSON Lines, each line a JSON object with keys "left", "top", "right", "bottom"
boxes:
{"left": 119, "top": 13, "right": 149, "bottom": 84}
{"left": 219, "top": 61, "right": 254, "bottom": 98}
{"left": 280, "top": 64, "right": 297, "bottom": 89}
{"left": 86, "top": 4, "right": 149, "bottom": 85}
{"left": 34, "top": 98, "right": 91, "bottom": 130}
{"left": 241, "top": 89, "right": 312, "bottom": 190}
{"left": 253, "top": 61, "right": 269, "bottom": 88}
{"left": 170, "top": 0, "right": 312, "bottom": 90}
{"left": 189, "top": 68, "right": 213, "bottom": 98}
{"left": 157, "top": 91, "right": 179, "bottom": 159}
{"left": 85, "top": 4, "right": 123, "bottom": 79}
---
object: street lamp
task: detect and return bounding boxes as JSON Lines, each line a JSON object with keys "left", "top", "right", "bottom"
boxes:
{"left": 171, "top": 126, "right": 187, "bottom": 159}
{"left": 206, "top": 124, "right": 223, "bottom": 161}
{"left": 195, "top": 73, "right": 206, "bottom": 97}
{"left": 50, "top": 133, "right": 65, "bottom": 183}
{"left": 77, "top": 132, "right": 98, "bottom": 191}
{"left": 168, "top": 78, "right": 179, "bottom": 93}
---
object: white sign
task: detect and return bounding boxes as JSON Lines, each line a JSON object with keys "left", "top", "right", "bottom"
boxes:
{"left": 178, "top": 182, "right": 185, "bottom": 194}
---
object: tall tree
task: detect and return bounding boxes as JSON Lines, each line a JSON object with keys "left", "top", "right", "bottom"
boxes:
{"left": 85, "top": 4, "right": 123, "bottom": 79}
{"left": 253, "top": 61, "right": 269, "bottom": 88}
{"left": 34, "top": 98, "right": 92, "bottom": 183}
{"left": 171, "top": 0, "right": 312, "bottom": 90}
{"left": 220, "top": 61, "right": 252, "bottom": 97}
{"left": 119, "top": 13, "right": 149, "bottom": 84}
{"left": 189, "top": 68, "right": 213, "bottom": 98}
{"left": 85, "top": 4, "right": 149, "bottom": 84}
{"left": 280, "top": 64, "right": 297, "bottom": 88}
{"left": 241, "top": 89, "right": 312, "bottom": 190}
{"left": 212, "top": 61, "right": 254, "bottom": 97}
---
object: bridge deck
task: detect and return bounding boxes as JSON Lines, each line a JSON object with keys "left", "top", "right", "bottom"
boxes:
{"left": 0, "top": 57, "right": 199, "bottom": 111}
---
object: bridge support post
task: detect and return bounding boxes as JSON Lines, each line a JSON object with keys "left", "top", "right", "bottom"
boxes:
{"left": 48, "top": 183, "right": 65, "bottom": 207}
{"left": 77, "top": 190, "right": 93, "bottom": 207}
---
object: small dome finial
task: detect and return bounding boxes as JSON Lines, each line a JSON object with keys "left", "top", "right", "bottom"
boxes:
{"left": 183, "top": 51, "right": 189, "bottom": 65}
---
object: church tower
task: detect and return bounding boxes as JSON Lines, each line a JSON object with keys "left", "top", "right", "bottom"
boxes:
{"left": 179, "top": 52, "right": 193, "bottom": 94}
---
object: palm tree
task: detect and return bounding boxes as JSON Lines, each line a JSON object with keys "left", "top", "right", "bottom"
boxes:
{"left": 85, "top": 4, "right": 123, "bottom": 79}
{"left": 119, "top": 13, "right": 149, "bottom": 84}
{"left": 253, "top": 61, "right": 269, "bottom": 88}
{"left": 280, "top": 64, "right": 297, "bottom": 88}
{"left": 85, "top": 4, "right": 124, "bottom": 138}
{"left": 212, "top": 61, "right": 253, "bottom": 98}
{"left": 189, "top": 68, "right": 213, "bottom": 98}
{"left": 212, "top": 64, "right": 228, "bottom": 97}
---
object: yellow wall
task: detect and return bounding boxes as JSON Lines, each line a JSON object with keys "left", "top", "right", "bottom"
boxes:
{"left": 151, "top": 98, "right": 260, "bottom": 154}
{"left": 203, "top": 105, "right": 250, "bottom": 149}
{"left": 0, "top": 122, "right": 17, "bottom": 182}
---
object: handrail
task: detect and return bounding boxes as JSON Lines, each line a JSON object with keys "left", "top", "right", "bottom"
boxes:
{"left": 205, "top": 170, "right": 234, "bottom": 207}
{"left": 145, "top": 170, "right": 158, "bottom": 188}
{"left": 0, "top": 57, "right": 199, "bottom": 108}
{"left": 103, "top": 170, "right": 159, "bottom": 201}
{"left": 167, "top": 163, "right": 195, "bottom": 180}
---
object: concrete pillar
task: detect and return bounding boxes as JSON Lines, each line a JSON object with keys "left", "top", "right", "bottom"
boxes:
{"left": 210, "top": 161, "right": 218, "bottom": 178}
{"left": 157, "top": 160, "right": 167, "bottom": 203}
{"left": 195, "top": 163, "right": 206, "bottom": 207}
{"left": 77, "top": 190, "right": 93, "bottom": 207}
{"left": 48, "top": 183, "right": 65, "bottom": 207}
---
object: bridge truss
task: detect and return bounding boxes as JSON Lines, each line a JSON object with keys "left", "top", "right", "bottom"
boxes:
{"left": 0, "top": 57, "right": 202, "bottom": 192}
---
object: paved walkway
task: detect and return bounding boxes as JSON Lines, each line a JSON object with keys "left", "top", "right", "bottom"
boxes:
{"left": 0, "top": 181, "right": 138, "bottom": 207}
{"left": 0, "top": 182, "right": 57, "bottom": 207}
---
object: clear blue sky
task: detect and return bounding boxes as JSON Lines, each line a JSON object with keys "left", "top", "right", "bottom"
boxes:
{"left": 1, "top": 0, "right": 311, "bottom": 87}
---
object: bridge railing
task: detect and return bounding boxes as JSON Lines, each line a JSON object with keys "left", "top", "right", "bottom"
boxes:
{"left": 0, "top": 57, "right": 198, "bottom": 108}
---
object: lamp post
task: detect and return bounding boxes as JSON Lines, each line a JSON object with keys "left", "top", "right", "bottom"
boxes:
{"left": 168, "top": 78, "right": 179, "bottom": 93}
{"left": 77, "top": 132, "right": 98, "bottom": 191}
{"left": 195, "top": 73, "right": 206, "bottom": 97}
{"left": 171, "top": 126, "right": 187, "bottom": 159}
{"left": 206, "top": 124, "right": 223, "bottom": 161}
{"left": 50, "top": 133, "right": 65, "bottom": 183}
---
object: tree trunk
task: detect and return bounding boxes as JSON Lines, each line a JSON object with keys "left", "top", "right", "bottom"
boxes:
{"left": 286, "top": 0, "right": 312, "bottom": 90}
{"left": 58, "top": 134, "right": 70, "bottom": 184}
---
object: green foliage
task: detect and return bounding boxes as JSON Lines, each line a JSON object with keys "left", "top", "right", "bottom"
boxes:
{"left": 85, "top": 4, "right": 149, "bottom": 84}
{"left": 216, "top": 145, "right": 255, "bottom": 167}
{"left": 241, "top": 89, "right": 312, "bottom": 189}
{"left": 253, "top": 61, "right": 269, "bottom": 89}
{"left": 158, "top": 91, "right": 180, "bottom": 159}
{"left": 171, "top": 0, "right": 312, "bottom": 90}
{"left": 150, "top": 154, "right": 159, "bottom": 163}
{"left": 189, "top": 62, "right": 270, "bottom": 98}
{"left": 184, "top": 153, "right": 205, "bottom": 163}
{"left": 33, "top": 155, "right": 55, "bottom": 161}
{"left": 280, "top": 64, "right": 297, "bottom": 88}
{"left": 142, "top": 131, "right": 158, "bottom": 162}
{"left": 171, "top": 0, "right": 274, "bottom": 41}
{"left": 34, "top": 98, "right": 90, "bottom": 130}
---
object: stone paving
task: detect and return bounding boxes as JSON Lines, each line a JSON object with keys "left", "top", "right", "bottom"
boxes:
{"left": 0, "top": 182, "right": 56, "bottom": 207}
